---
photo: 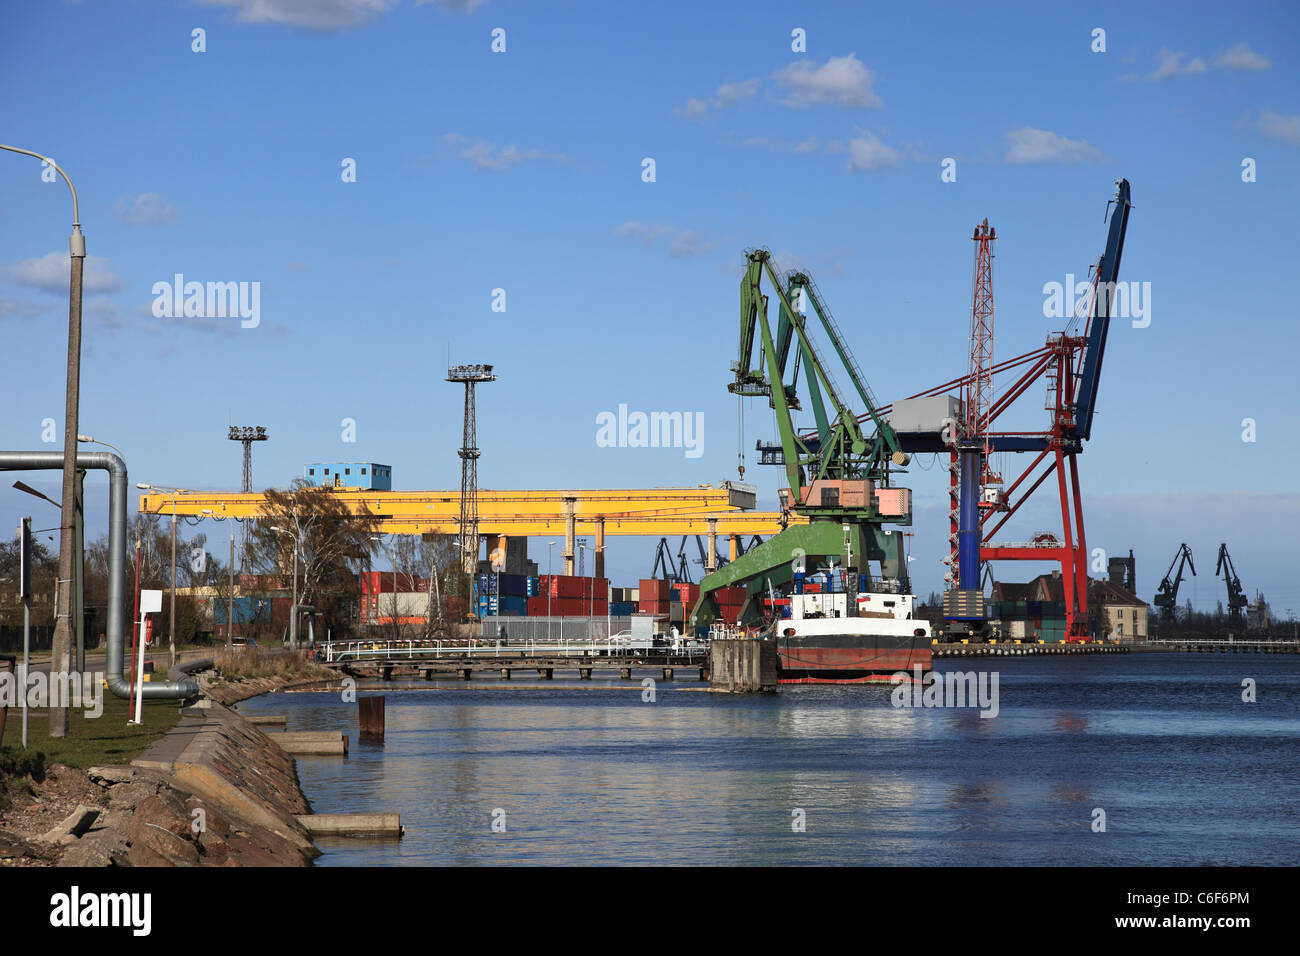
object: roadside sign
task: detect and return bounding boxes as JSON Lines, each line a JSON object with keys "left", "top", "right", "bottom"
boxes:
{"left": 18, "top": 516, "right": 31, "bottom": 599}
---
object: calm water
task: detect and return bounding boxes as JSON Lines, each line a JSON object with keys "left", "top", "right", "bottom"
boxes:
{"left": 236, "top": 653, "right": 1300, "bottom": 866}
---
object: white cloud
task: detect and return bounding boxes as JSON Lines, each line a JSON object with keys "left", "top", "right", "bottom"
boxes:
{"left": 1151, "top": 48, "right": 1208, "bottom": 80}
{"left": 845, "top": 132, "right": 901, "bottom": 171}
{"left": 674, "top": 97, "right": 709, "bottom": 119}
{"left": 199, "top": 0, "right": 397, "bottom": 31}
{"left": 715, "top": 78, "right": 759, "bottom": 106}
{"left": 137, "top": 303, "right": 238, "bottom": 337}
{"left": 772, "top": 54, "right": 882, "bottom": 109}
{"left": 6, "top": 252, "right": 124, "bottom": 294}
{"left": 1259, "top": 111, "right": 1300, "bottom": 146}
{"left": 613, "top": 222, "right": 713, "bottom": 258}
{"left": 416, "top": 0, "right": 486, "bottom": 11}
{"left": 1214, "top": 42, "right": 1269, "bottom": 71}
{"left": 0, "top": 297, "right": 50, "bottom": 320}
{"left": 87, "top": 297, "right": 128, "bottom": 331}
{"left": 1003, "top": 127, "right": 1104, "bottom": 164}
{"left": 114, "top": 193, "right": 181, "bottom": 225}
{"left": 674, "top": 79, "right": 759, "bottom": 118}
{"left": 734, "top": 135, "right": 822, "bottom": 154}
{"left": 441, "top": 133, "right": 570, "bottom": 171}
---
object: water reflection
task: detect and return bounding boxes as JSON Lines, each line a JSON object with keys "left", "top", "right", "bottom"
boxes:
{"left": 238, "top": 655, "right": 1300, "bottom": 865}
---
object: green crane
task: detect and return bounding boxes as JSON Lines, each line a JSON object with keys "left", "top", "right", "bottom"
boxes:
{"left": 692, "top": 250, "right": 913, "bottom": 631}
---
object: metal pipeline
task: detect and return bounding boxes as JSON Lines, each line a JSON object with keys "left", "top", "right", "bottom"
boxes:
{"left": 0, "top": 450, "right": 200, "bottom": 699}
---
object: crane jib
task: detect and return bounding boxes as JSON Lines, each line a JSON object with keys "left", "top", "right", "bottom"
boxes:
{"left": 1074, "top": 178, "right": 1133, "bottom": 443}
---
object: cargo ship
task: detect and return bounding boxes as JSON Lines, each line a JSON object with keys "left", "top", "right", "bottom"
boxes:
{"left": 768, "top": 588, "right": 932, "bottom": 683}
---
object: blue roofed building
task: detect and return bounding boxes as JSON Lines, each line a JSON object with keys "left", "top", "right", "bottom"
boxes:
{"left": 304, "top": 463, "right": 393, "bottom": 490}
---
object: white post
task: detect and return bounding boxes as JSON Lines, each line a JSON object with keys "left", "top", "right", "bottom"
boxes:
{"left": 134, "top": 589, "right": 163, "bottom": 725}
{"left": 132, "top": 615, "right": 148, "bottom": 725}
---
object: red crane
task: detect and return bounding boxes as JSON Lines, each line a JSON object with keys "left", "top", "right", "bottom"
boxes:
{"left": 867, "top": 180, "right": 1134, "bottom": 641}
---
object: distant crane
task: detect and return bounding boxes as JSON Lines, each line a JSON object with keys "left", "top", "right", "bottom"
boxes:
{"left": 1215, "top": 543, "right": 1249, "bottom": 628}
{"left": 1154, "top": 543, "right": 1195, "bottom": 621}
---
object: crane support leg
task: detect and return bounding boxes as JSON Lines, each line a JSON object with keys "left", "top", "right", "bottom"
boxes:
{"left": 564, "top": 499, "right": 576, "bottom": 576}
{"left": 958, "top": 449, "right": 981, "bottom": 590}
{"left": 1068, "top": 453, "right": 1089, "bottom": 637}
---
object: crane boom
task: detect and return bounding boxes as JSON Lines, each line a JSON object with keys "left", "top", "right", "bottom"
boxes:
{"left": 1073, "top": 178, "right": 1132, "bottom": 442}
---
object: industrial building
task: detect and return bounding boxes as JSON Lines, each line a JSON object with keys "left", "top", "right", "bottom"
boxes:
{"left": 993, "top": 572, "right": 1148, "bottom": 643}
{"left": 304, "top": 462, "right": 393, "bottom": 490}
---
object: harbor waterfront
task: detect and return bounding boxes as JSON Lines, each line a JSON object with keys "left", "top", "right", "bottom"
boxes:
{"left": 237, "top": 652, "right": 1300, "bottom": 866}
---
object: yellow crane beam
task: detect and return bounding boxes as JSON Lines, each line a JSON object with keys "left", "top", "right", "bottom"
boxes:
{"left": 137, "top": 485, "right": 800, "bottom": 575}
{"left": 137, "top": 485, "right": 761, "bottom": 524}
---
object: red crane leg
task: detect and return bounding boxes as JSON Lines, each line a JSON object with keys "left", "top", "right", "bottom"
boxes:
{"left": 1053, "top": 449, "right": 1081, "bottom": 640}
{"left": 1068, "top": 452, "right": 1090, "bottom": 641}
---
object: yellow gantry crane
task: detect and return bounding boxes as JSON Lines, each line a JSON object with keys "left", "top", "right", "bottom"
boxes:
{"left": 138, "top": 483, "right": 802, "bottom": 577}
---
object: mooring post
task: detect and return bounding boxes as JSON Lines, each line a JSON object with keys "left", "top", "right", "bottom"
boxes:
{"left": 359, "top": 695, "right": 385, "bottom": 741}
{"left": 501, "top": 668, "right": 511, "bottom": 680}
{"left": 620, "top": 667, "right": 632, "bottom": 680}
{"left": 459, "top": 668, "right": 472, "bottom": 680}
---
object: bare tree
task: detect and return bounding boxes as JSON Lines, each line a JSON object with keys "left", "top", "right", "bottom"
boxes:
{"left": 246, "top": 479, "right": 380, "bottom": 639}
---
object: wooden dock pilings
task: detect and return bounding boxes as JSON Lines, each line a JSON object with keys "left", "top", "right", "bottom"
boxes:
{"left": 359, "top": 696, "right": 385, "bottom": 741}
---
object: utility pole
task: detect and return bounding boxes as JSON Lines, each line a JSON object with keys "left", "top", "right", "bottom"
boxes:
{"left": 228, "top": 529, "right": 235, "bottom": 649}
{"left": 2, "top": 145, "right": 86, "bottom": 738}
{"left": 19, "top": 516, "right": 32, "bottom": 748}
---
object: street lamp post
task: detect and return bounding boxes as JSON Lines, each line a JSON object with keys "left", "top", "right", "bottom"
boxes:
{"left": 578, "top": 543, "right": 593, "bottom": 627}
{"left": 3, "top": 144, "right": 86, "bottom": 737}
{"left": 547, "top": 541, "right": 555, "bottom": 641}
{"left": 201, "top": 509, "right": 234, "bottom": 648}
{"left": 370, "top": 536, "right": 398, "bottom": 639}
{"left": 138, "top": 484, "right": 178, "bottom": 668}
{"left": 271, "top": 526, "right": 299, "bottom": 647}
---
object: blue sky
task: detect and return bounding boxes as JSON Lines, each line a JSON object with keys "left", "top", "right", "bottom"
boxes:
{"left": 3, "top": 0, "right": 1298, "bottom": 615}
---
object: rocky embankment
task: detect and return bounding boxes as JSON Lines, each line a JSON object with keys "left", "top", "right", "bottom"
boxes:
{"left": 201, "top": 671, "right": 341, "bottom": 706}
{"left": 0, "top": 668, "right": 340, "bottom": 866}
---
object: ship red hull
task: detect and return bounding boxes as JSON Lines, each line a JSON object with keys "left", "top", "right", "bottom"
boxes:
{"left": 776, "top": 639, "right": 931, "bottom": 683}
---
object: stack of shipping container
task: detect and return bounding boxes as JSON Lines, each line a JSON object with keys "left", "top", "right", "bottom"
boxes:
{"left": 476, "top": 572, "right": 529, "bottom": 618}
{"left": 638, "top": 578, "right": 671, "bottom": 616}
{"left": 523, "top": 575, "right": 609, "bottom": 617}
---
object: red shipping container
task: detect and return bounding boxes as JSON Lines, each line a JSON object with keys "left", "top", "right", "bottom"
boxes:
{"left": 639, "top": 578, "right": 672, "bottom": 600}
{"left": 540, "top": 575, "right": 608, "bottom": 599}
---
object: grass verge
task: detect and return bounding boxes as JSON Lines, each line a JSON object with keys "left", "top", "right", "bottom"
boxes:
{"left": 213, "top": 647, "right": 335, "bottom": 682}
{"left": 0, "top": 693, "right": 182, "bottom": 769}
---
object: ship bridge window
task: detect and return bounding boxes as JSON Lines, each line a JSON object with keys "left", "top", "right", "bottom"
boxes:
{"left": 884, "top": 601, "right": 896, "bottom": 607}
